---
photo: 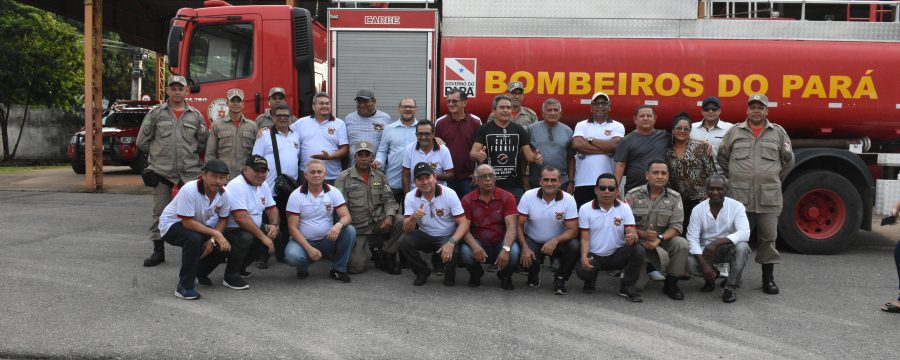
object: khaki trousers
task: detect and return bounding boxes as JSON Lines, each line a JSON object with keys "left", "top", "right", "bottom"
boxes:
{"left": 747, "top": 212, "right": 781, "bottom": 264}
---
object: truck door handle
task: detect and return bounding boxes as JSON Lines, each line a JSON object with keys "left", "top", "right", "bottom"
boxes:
{"left": 255, "top": 92, "right": 261, "bottom": 114}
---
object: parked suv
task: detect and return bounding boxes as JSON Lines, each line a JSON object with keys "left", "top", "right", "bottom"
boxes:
{"left": 67, "top": 100, "right": 159, "bottom": 174}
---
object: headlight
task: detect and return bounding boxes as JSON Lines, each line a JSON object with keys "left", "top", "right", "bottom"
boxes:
{"left": 70, "top": 135, "right": 78, "bottom": 144}
{"left": 118, "top": 136, "right": 135, "bottom": 144}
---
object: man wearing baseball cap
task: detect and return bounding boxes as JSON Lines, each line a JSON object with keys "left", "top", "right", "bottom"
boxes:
{"left": 255, "top": 87, "right": 293, "bottom": 129}
{"left": 335, "top": 140, "right": 404, "bottom": 274}
{"left": 691, "top": 96, "right": 733, "bottom": 172}
{"left": 158, "top": 159, "right": 231, "bottom": 300}
{"left": 718, "top": 93, "right": 794, "bottom": 296}
{"left": 206, "top": 88, "right": 259, "bottom": 181}
{"left": 196, "top": 155, "right": 280, "bottom": 290}
{"left": 571, "top": 91, "right": 625, "bottom": 206}
{"left": 345, "top": 88, "right": 393, "bottom": 159}
{"left": 398, "top": 162, "right": 469, "bottom": 286}
{"left": 487, "top": 81, "right": 538, "bottom": 128}
{"left": 137, "top": 75, "right": 209, "bottom": 267}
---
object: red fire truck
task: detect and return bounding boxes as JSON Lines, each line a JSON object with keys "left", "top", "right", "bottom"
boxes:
{"left": 166, "top": 0, "right": 900, "bottom": 254}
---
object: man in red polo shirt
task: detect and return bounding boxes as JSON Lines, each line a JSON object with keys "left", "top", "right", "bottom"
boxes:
{"left": 459, "top": 164, "right": 520, "bottom": 290}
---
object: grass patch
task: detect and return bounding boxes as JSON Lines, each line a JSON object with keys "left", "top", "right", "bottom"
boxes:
{"left": 0, "top": 165, "right": 67, "bottom": 173}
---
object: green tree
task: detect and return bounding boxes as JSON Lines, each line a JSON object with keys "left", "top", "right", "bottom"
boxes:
{"left": 0, "top": 0, "right": 83, "bottom": 160}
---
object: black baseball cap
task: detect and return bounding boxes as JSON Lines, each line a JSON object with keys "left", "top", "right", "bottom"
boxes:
{"left": 203, "top": 159, "right": 229, "bottom": 174}
{"left": 413, "top": 162, "right": 434, "bottom": 178}
{"left": 245, "top": 155, "right": 269, "bottom": 171}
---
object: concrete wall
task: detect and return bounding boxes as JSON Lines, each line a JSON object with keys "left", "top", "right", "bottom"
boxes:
{"left": 1, "top": 105, "right": 82, "bottom": 161}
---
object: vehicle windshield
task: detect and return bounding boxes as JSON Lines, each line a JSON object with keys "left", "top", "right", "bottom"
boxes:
{"left": 103, "top": 112, "right": 146, "bottom": 128}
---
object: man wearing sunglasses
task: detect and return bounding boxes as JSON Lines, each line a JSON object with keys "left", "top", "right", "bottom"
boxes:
{"left": 691, "top": 96, "right": 733, "bottom": 172}
{"left": 576, "top": 173, "right": 645, "bottom": 302}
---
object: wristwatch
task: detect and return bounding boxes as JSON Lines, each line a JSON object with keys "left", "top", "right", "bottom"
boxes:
{"left": 502, "top": 245, "right": 512, "bottom": 252}
{"left": 447, "top": 237, "right": 457, "bottom": 245}
{"left": 586, "top": 137, "right": 595, "bottom": 144}
{"left": 657, "top": 234, "right": 665, "bottom": 241}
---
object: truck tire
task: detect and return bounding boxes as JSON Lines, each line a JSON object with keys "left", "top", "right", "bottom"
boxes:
{"left": 130, "top": 150, "right": 148, "bottom": 174}
{"left": 779, "top": 171, "right": 861, "bottom": 254}
{"left": 71, "top": 160, "right": 85, "bottom": 174}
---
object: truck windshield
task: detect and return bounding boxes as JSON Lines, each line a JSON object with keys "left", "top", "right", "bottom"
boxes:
{"left": 187, "top": 23, "right": 253, "bottom": 84}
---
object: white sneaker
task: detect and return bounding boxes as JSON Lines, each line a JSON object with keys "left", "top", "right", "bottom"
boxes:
{"left": 714, "top": 263, "right": 730, "bottom": 278}
{"left": 648, "top": 270, "right": 665, "bottom": 281}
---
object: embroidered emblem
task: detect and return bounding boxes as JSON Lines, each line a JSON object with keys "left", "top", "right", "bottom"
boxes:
{"left": 373, "top": 123, "right": 384, "bottom": 132}
{"left": 327, "top": 127, "right": 336, "bottom": 135}
{"left": 555, "top": 211, "right": 564, "bottom": 221}
{"left": 214, "top": 206, "right": 222, "bottom": 214}
{"left": 435, "top": 208, "right": 445, "bottom": 217}
{"left": 261, "top": 196, "right": 266, "bottom": 206}
{"left": 324, "top": 202, "right": 333, "bottom": 213}
{"left": 372, "top": 181, "right": 382, "bottom": 187}
{"left": 613, "top": 216, "right": 623, "bottom": 226}
{"left": 430, "top": 162, "right": 438, "bottom": 170}
{"left": 294, "top": 142, "right": 299, "bottom": 149}
{"left": 604, "top": 129, "right": 612, "bottom": 136}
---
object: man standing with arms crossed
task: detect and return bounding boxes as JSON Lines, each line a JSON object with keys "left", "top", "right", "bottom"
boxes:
{"left": 718, "top": 94, "right": 794, "bottom": 295}
{"left": 571, "top": 92, "right": 624, "bottom": 206}
{"left": 137, "top": 75, "right": 209, "bottom": 267}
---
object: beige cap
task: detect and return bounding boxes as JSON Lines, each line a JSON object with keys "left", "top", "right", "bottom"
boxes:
{"left": 748, "top": 94, "right": 768, "bottom": 106}
{"left": 227, "top": 88, "right": 244, "bottom": 101}
{"left": 167, "top": 75, "right": 187, "bottom": 87}
{"left": 355, "top": 140, "right": 374, "bottom": 155}
{"left": 268, "top": 87, "right": 286, "bottom": 97}
{"left": 507, "top": 81, "right": 524, "bottom": 92}
{"left": 591, "top": 91, "right": 610, "bottom": 102}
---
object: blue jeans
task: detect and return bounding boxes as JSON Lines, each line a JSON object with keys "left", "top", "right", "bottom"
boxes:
{"left": 459, "top": 239, "right": 521, "bottom": 278}
{"left": 285, "top": 225, "right": 356, "bottom": 273}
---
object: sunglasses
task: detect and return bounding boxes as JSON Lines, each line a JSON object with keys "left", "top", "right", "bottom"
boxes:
{"left": 703, "top": 106, "right": 720, "bottom": 112}
{"left": 416, "top": 132, "right": 433, "bottom": 137}
{"left": 596, "top": 185, "right": 616, "bottom": 192}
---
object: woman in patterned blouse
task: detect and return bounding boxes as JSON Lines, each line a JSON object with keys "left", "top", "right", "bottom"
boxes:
{"left": 665, "top": 113, "right": 716, "bottom": 231}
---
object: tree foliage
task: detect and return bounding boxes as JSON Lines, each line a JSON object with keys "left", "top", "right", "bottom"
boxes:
{"left": 0, "top": 0, "right": 83, "bottom": 160}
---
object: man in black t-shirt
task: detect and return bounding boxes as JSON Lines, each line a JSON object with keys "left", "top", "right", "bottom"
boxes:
{"left": 470, "top": 95, "right": 543, "bottom": 200}
{"left": 614, "top": 105, "right": 670, "bottom": 192}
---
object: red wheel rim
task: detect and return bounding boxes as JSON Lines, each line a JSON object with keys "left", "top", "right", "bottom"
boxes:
{"left": 794, "top": 189, "right": 846, "bottom": 240}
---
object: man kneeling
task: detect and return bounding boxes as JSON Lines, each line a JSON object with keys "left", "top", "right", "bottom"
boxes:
{"left": 285, "top": 160, "right": 356, "bottom": 282}
{"left": 686, "top": 174, "right": 750, "bottom": 303}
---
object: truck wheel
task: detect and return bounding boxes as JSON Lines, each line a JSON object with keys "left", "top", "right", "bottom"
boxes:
{"left": 71, "top": 160, "right": 86, "bottom": 174}
{"left": 779, "top": 171, "right": 861, "bottom": 254}
{"left": 130, "top": 150, "right": 148, "bottom": 174}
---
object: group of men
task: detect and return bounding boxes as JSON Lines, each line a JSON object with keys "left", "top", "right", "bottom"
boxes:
{"left": 137, "top": 75, "right": 794, "bottom": 304}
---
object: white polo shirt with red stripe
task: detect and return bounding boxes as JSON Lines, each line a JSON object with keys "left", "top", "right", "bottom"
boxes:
{"left": 517, "top": 188, "right": 578, "bottom": 244}
{"left": 403, "top": 185, "right": 465, "bottom": 237}
{"left": 159, "top": 178, "right": 230, "bottom": 237}
{"left": 286, "top": 183, "right": 346, "bottom": 241}
{"left": 402, "top": 141, "right": 454, "bottom": 188}
{"left": 578, "top": 199, "right": 635, "bottom": 257}
{"left": 225, "top": 174, "right": 276, "bottom": 228}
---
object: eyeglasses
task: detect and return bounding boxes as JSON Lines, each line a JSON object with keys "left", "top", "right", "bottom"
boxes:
{"left": 591, "top": 101, "right": 610, "bottom": 107}
{"left": 703, "top": 106, "right": 720, "bottom": 112}
{"left": 400, "top": 105, "right": 417, "bottom": 109}
{"left": 416, "top": 132, "right": 433, "bottom": 137}
{"left": 673, "top": 126, "right": 691, "bottom": 132}
{"left": 476, "top": 173, "right": 496, "bottom": 180}
{"left": 275, "top": 114, "right": 292, "bottom": 118}
{"left": 596, "top": 185, "right": 616, "bottom": 192}
{"left": 447, "top": 99, "right": 462, "bottom": 104}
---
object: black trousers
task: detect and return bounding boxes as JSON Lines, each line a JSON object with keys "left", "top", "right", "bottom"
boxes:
{"left": 160, "top": 222, "right": 204, "bottom": 289}
{"left": 199, "top": 228, "right": 254, "bottom": 279}
{"left": 574, "top": 186, "right": 595, "bottom": 208}
{"left": 575, "top": 244, "right": 645, "bottom": 288}
{"left": 398, "top": 230, "right": 458, "bottom": 277}
{"left": 524, "top": 236, "right": 580, "bottom": 280}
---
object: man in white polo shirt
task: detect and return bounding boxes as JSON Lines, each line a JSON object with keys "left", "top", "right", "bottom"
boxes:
{"left": 517, "top": 166, "right": 580, "bottom": 295}
{"left": 291, "top": 92, "right": 349, "bottom": 184}
{"left": 401, "top": 120, "right": 454, "bottom": 193}
{"left": 398, "top": 162, "right": 469, "bottom": 286}
{"left": 197, "top": 155, "right": 279, "bottom": 290}
{"left": 284, "top": 159, "right": 356, "bottom": 282}
{"left": 686, "top": 174, "right": 751, "bottom": 303}
{"left": 576, "top": 173, "right": 645, "bottom": 302}
{"left": 571, "top": 92, "right": 625, "bottom": 206}
{"left": 158, "top": 159, "right": 232, "bottom": 300}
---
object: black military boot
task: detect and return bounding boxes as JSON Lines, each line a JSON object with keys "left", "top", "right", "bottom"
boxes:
{"left": 762, "top": 263, "right": 779, "bottom": 294}
{"left": 662, "top": 275, "right": 684, "bottom": 300}
{"left": 143, "top": 241, "right": 165, "bottom": 267}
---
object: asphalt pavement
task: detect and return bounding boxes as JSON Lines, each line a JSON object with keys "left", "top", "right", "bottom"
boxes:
{"left": 0, "top": 170, "right": 898, "bottom": 359}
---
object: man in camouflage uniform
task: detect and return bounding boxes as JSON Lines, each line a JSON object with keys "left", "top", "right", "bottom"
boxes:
{"left": 206, "top": 88, "right": 258, "bottom": 180}
{"left": 718, "top": 94, "right": 794, "bottom": 295}
{"left": 335, "top": 140, "right": 404, "bottom": 275}
{"left": 136, "top": 75, "right": 209, "bottom": 267}
{"left": 624, "top": 160, "right": 690, "bottom": 300}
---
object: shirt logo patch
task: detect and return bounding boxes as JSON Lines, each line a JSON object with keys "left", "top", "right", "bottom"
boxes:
{"left": 613, "top": 216, "right": 623, "bottom": 226}
{"left": 328, "top": 127, "right": 336, "bottom": 135}
{"left": 430, "top": 162, "right": 438, "bottom": 170}
{"left": 555, "top": 211, "right": 564, "bottom": 221}
{"left": 373, "top": 123, "right": 384, "bottom": 132}
{"left": 604, "top": 129, "right": 612, "bottom": 136}
{"left": 435, "top": 208, "right": 445, "bottom": 217}
{"left": 261, "top": 196, "right": 266, "bottom": 206}
{"left": 214, "top": 206, "right": 222, "bottom": 214}
{"left": 294, "top": 142, "right": 299, "bottom": 149}
{"left": 324, "top": 202, "right": 333, "bottom": 213}
{"left": 372, "top": 181, "right": 381, "bottom": 187}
